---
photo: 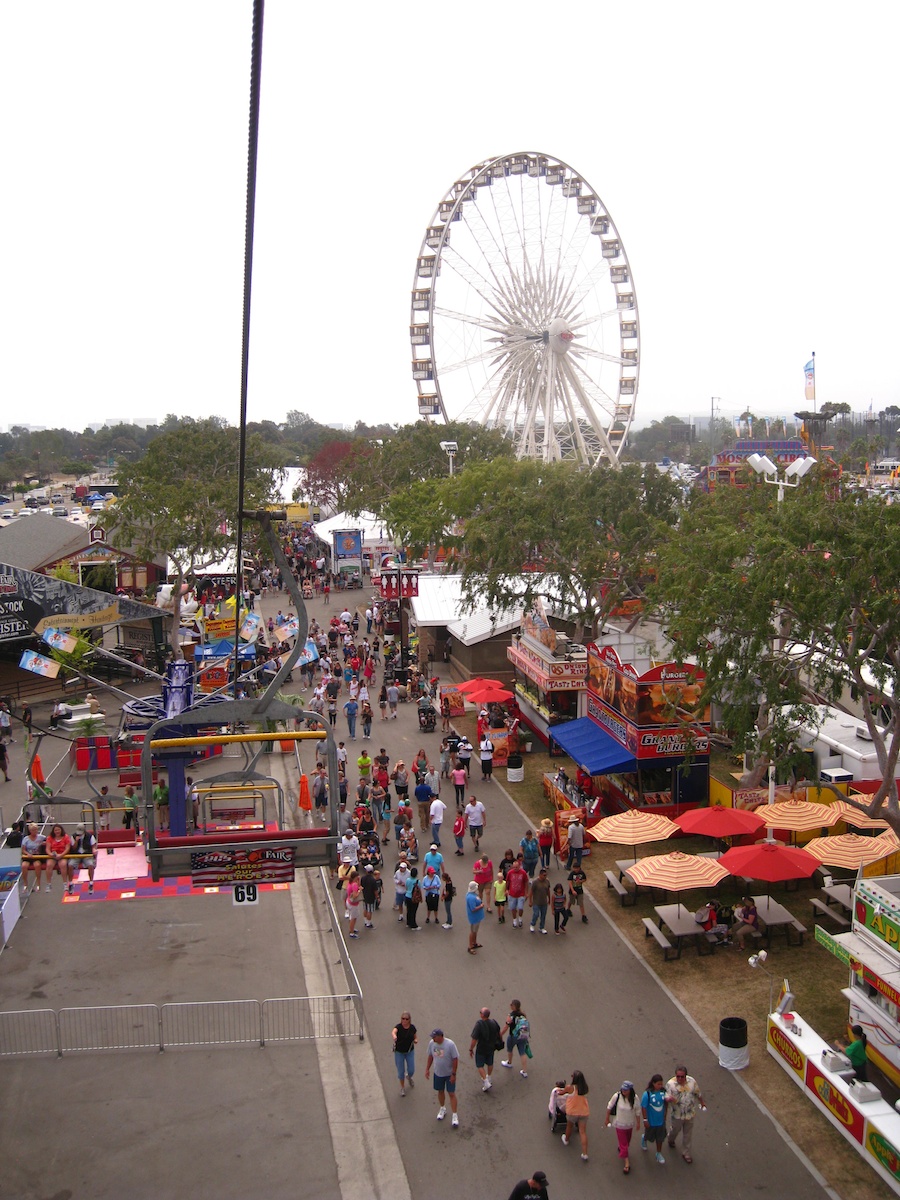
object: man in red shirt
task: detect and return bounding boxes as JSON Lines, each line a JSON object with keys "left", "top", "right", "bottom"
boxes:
{"left": 505, "top": 856, "right": 529, "bottom": 928}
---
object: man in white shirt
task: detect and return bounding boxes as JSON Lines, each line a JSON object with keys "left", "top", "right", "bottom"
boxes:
{"left": 464, "top": 797, "right": 486, "bottom": 850}
{"left": 340, "top": 830, "right": 360, "bottom": 866}
{"left": 429, "top": 796, "right": 448, "bottom": 847}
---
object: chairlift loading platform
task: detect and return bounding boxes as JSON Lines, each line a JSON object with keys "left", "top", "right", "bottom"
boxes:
{"left": 143, "top": 728, "right": 339, "bottom": 882}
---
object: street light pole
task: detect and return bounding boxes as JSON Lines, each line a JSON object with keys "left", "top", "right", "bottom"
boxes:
{"left": 746, "top": 452, "right": 817, "bottom": 820}
{"left": 747, "top": 452, "right": 817, "bottom": 503}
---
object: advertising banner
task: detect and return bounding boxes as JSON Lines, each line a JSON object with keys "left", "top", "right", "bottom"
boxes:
{"left": 18, "top": 650, "right": 61, "bottom": 678}
{"left": 333, "top": 530, "right": 363, "bottom": 560}
{"left": 41, "top": 627, "right": 79, "bottom": 653}
{"left": 586, "top": 644, "right": 709, "bottom": 760}
{"left": 0, "top": 564, "right": 156, "bottom": 642}
{"left": 190, "top": 846, "right": 296, "bottom": 887}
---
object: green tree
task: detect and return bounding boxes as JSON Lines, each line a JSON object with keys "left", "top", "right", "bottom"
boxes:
{"left": 650, "top": 479, "right": 900, "bottom": 832}
{"left": 342, "top": 421, "right": 513, "bottom": 517}
{"left": 112, "top": 420, "right": 285, "bottom": 657}
{"left": 394, "top": 460, "right": 682, "bottom": 641}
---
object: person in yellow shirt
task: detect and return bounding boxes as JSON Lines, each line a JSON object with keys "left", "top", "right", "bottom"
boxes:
{"left": 493, "top": 871, "right": 508, "bottom": 923}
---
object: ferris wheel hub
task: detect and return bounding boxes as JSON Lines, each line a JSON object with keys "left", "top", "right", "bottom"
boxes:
{"left": 548, "top": 317, "right": 575, "bottom": 355}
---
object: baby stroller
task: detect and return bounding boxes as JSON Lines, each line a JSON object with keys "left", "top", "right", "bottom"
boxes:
{"left": 418, "top": 703, "right": 437, "bottom": 733}
{"left": 548, "top": 1083, "right": 568, "bottom": 1133}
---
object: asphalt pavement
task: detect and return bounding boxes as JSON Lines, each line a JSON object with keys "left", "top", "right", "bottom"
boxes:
{"left": 0, "top": 583, "right": 839, "bottom": 1200}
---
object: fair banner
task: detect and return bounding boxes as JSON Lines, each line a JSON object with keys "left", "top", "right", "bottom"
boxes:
{"left": 275, "top": 617, "right": 300, "bottom": 643}
{"left": 239, "top": 611, "right": 261, "bottom": 642}
{"left": 333, "top": 530, "right": 363, "bottom": 560}
{"left": 41, "top": 626, "right": 79, "bottom": 653}
{"left": 191, "top": 846, "right": 296, "bottom": 886}
{"left": 19, "top": 649, "right": 61, "bottom": 678}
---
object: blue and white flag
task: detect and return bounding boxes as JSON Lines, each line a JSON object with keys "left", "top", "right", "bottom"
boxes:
{"left": 804, "top": 358, "right": 815, "bottom": 402}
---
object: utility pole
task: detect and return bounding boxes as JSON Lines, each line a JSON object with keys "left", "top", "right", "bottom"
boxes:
{"left": 710, "top": 397, "right": 721, "bottom": 457}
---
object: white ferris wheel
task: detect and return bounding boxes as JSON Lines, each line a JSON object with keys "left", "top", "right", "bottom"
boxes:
{"left": 410, "top": 151, "right": 640, "bottom": 467}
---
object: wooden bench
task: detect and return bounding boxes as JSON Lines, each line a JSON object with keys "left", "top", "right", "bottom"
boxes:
{"left": 810, "top": 898, "right": 850, "bottom": 929}
{"left": 788, "top": 919, "right": 808, "bottom": 946}
{"left": 642, "top": 917, "right": 677, "bottom": 960}
{"left": 604, "top": 869, "right": 634, "bottom": 906}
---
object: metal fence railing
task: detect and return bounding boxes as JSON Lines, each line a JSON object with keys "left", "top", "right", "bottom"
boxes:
{"left": 0, "top": 994, "right": 362, "bottom": 1058}
{"left": 60, "top": 1004, "right": 161, "bottom": 1053}
{"left": 0, "top": 1008, "right": 58, "bottom": 1056}
{"left": 161, "top": 1000, "right": 261, "bottom": 1049}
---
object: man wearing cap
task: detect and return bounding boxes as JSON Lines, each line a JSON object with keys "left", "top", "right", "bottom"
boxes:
{"left": 529, "top": 867, "right": 552, "bottom": 934}
{"left": 507, "top": 1171, "right": 549, "bottom": 1200}
{"left": 425, "top": 1029, "right": 460, "bottom": 1126}
{"left": 565, "top": 815, "right": 585, "bottom": 870}
{"left": 422, "top": 864, "right": 442, "bottom": 923}
{"left": 423, "top": 843, "right": 443, "bottom": 875}
{"left": 66, "top": 823, "right": 97, "bottom": 895}
{"left": 340, "top": 829, "right": 360, "bottom": 867}
{"left": 394, "top": 859, "right": 411, "bottom": 920}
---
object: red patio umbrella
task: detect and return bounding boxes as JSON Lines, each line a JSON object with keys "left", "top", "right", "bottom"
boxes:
{"left": 717, "top": 841, "right": 819, "bottom": 883}
{"left": 675, "top": 807, "right": 766, "bottom": 839}
{"left": 461, "top": 685, "right": 514, "bottom": 706}
{"left": 456, "top": 677, "right": 504, "bottom": 693}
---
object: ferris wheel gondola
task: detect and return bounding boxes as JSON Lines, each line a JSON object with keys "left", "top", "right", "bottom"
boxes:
{"left": 410, "top": 152, "right": 640, "bottom": 467}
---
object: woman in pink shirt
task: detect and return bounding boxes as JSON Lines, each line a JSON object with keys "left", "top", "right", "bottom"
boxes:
{"left": 451, "top": 765, "right": 467, "bottom": 806}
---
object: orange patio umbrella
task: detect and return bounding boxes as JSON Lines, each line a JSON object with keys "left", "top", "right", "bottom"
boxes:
{"left": 760, "top": 798, "right": 842, "bottom": 833}
{"left": 587, "top": 809, "right": 679, "bottom": 864}
{"left": 587, "top": 809, "right": 679, "bottom": 847}
{"left": 625, "top": 850, "right": 730, "bottom": 891}
{"left": 803, "top": 831, "right": 899, "bottom": 870}
{"left": 829, "top": 799, "right": 891, "bottom": 831}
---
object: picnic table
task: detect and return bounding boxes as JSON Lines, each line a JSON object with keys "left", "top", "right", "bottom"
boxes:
{"left": 654, "top": 903, "right": 717, "bottom": 958}
{"left": 752, "top": 895, "right": 806, "bottom": 946}
{"left": 822, "top": 882, "right": 854, "bottom": 912}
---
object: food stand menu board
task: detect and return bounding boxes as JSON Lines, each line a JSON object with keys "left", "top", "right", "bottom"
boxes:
{"left": 767, "top": 1013, "right": 900, "bottom": 1194}
{"left": 586, "top": 645, "right": 710, "bottom": 760}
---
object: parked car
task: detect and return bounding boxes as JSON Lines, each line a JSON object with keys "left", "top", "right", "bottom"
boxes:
{"left": 52, "top": 506, "right": 68, "bottom": 517}
{"left": 0, "top": 495, "right": 12, "bottom": 505}
{"left": 51, "top": 493, "right": 64, "bottom": 504}
{"left": 23, "top": 496, "right": 40, "bottom": 508}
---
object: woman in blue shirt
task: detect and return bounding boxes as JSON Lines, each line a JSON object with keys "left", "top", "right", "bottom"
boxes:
{"left": 520, "top": 831, "right": 540, "bottom": 878}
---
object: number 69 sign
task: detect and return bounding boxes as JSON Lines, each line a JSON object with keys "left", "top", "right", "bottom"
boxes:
{"left": 232, "top": 884, "right": 259, "bottom": 906}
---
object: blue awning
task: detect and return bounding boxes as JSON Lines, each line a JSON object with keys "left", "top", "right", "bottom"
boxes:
{"left": 550, "top": 717, "right": 637, "bottom": 775}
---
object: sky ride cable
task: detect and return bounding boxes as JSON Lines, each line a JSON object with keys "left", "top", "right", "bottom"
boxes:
{"left": 232, "top": 0, "right": 266, "bottom": 701}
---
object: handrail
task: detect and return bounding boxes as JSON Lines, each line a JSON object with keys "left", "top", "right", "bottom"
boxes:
{"left": 150, "top": 730, "right": 325, "bottom": 749}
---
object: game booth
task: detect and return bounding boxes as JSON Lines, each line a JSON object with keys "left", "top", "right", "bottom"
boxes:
{"left": 545, "top": 643, "right": 710, "bottom": 819}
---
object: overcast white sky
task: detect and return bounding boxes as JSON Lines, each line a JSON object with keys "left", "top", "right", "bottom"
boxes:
{"left": 2, "top": 1, "right": 898, "bottom": 438}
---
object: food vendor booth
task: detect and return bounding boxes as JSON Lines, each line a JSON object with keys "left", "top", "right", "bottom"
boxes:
{"left": 816, "top": 875, "right": 900, "bottom": 1090}
{"left": 769, "top": 875, "right": 900, "bottom": 1195}
{"left": 547, "top": 643, "right": 709, "bottom": 817}
{"left": 506, "top": 600, "right": 586, "bottom": 742}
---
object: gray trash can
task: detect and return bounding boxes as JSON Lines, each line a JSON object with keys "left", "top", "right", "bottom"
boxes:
{"left": 718, "top": 1016, "right": 749, "bottom": 1070}
{"left": 506, "top": 752, "right": 524, "bottom": 783}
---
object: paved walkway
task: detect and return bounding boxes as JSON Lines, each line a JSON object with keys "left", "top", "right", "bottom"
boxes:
{"left": 0, "top": 582, "right": 839, "bottom": 1200}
